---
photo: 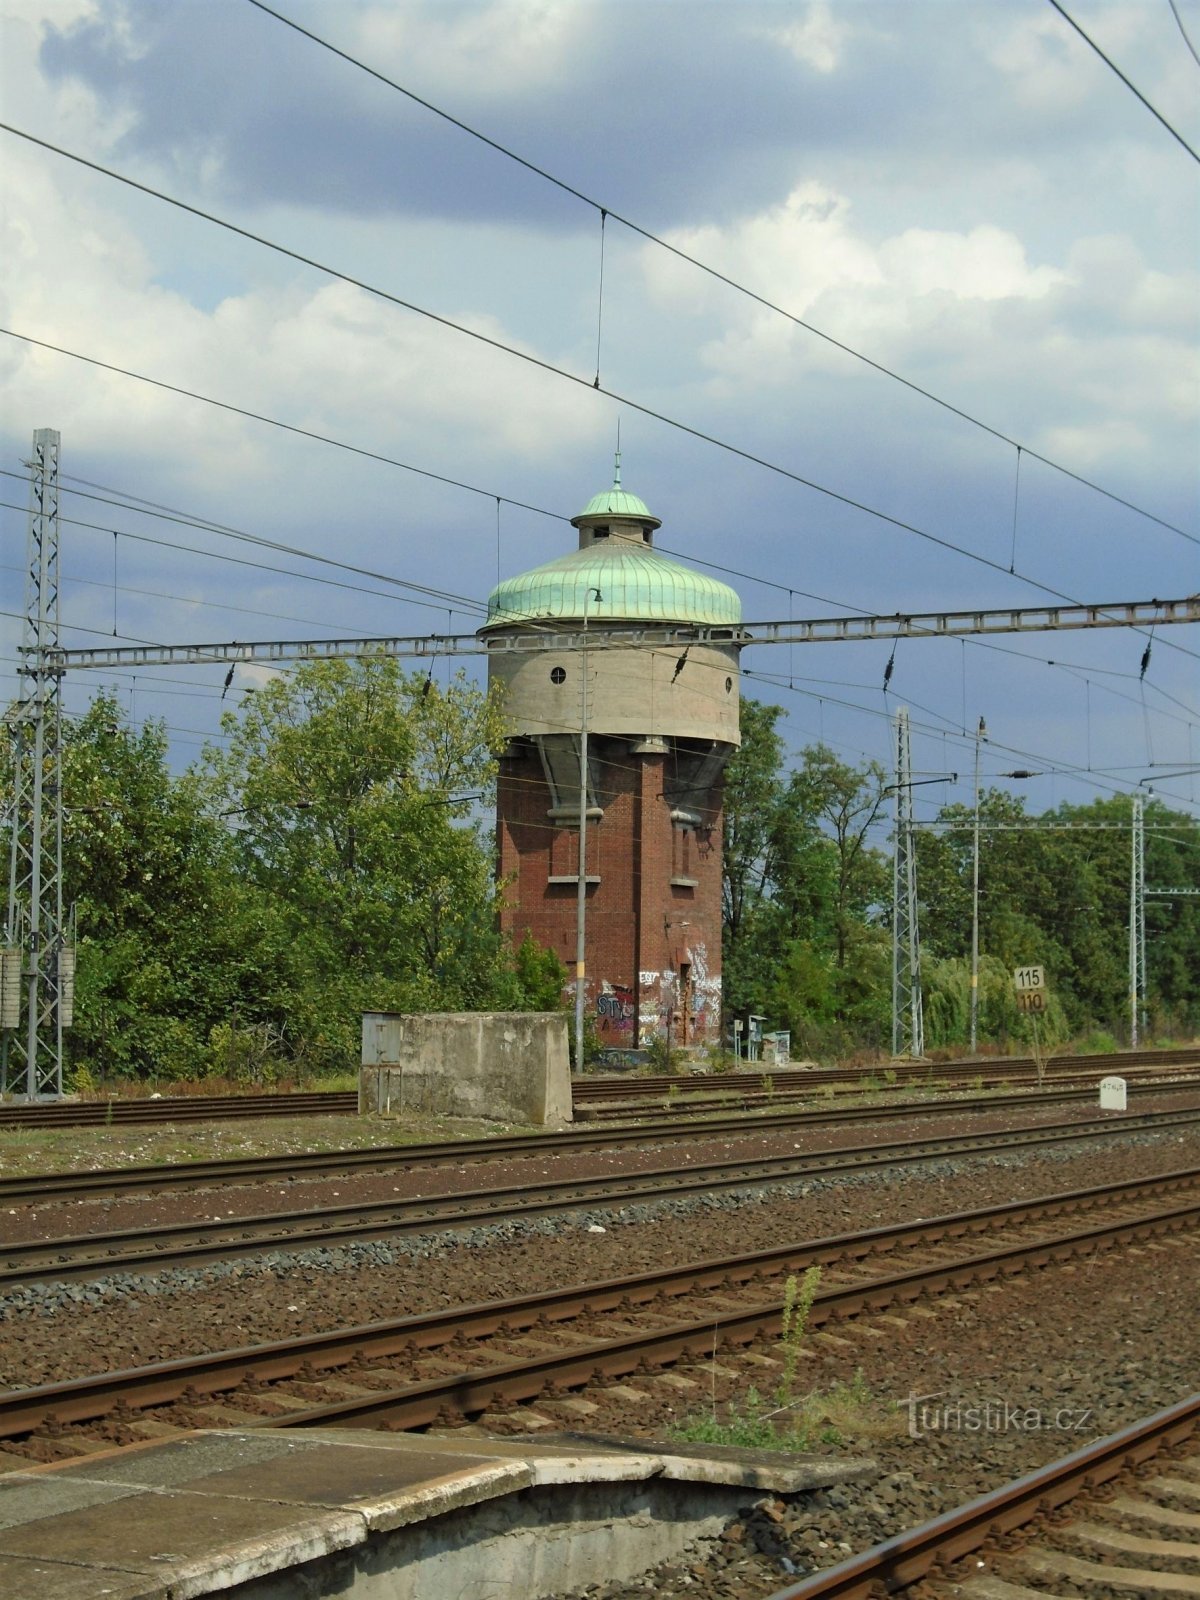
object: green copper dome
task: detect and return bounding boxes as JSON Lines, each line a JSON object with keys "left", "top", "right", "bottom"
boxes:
{"left": 484, "top": 471, "right": 740, "bottom": 630}
{"left": 483, "top": 541, "right": 742, "bottom": 629}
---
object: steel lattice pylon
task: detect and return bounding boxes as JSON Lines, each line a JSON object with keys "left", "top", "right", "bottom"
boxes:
{"left": 1129, "top": 795, "right": 1147, "bottom": 1047}
{"left": 891, "top": 707, "right": 924, "bottom": 1059}
{"left": 2, "top": 429, "right": 66, "bottom": 1100}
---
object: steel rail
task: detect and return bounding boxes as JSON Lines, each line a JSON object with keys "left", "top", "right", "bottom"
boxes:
{"left": 1, "top": 1168, "right": 1195, "bottom": 1441}
{"left": 0, "top": 1046, "right": 1192, "bottom": 1129}
{"left": 4, "top": 1079, "right": 1198, "bottom": 1207}
{"left": 233, "top": 1192, "right": 1200, "bottom": 1433}
{"left": 5, "top": 1108, "right": 1199, "bottom": 1289}
{"left": 0, "top": 1090, "right": 359, "bottom": 1128}
{"left": 573, "top": 1046, "right": 1200, "bottom": 1099}
{"left": 572, "top": 1072, "right": 1196, "bottom": 1116}
{"left": 572, "top": 1062, "right": 1199, "bottom": 1100}
{"left": 590, "top": 1042, "right": 1200, "bottom": 1081}
{"left": 764, "top": 1393, "right": 1200, "bottom": 1599}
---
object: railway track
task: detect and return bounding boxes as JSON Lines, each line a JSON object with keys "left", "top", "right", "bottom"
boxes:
{"left": 1, "top": 1167, "right": 1194, "bottom": 1454}
{"left": 0, "top": 1089, "right": 358, "bottom": 1129}
{"left": 769, "top": 1392, "right": 1200, "bottom": 1599}
{"left": 4, "top": 1078, "right": 1199, "bottom": 1208}
{"left": 0, "top": 1045, "right": 1193, "bottom": 1128}
{"left": 6, "top": 1106, "right": 1199, "bottom": 1289}
{"left": 574, "top": 1048, "right": 1200, "bottom": 1115}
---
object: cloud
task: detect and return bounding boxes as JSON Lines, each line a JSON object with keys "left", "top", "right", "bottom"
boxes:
{"left": 1, "top": 123, "right": 605, "bottom": 507}
{"left": 634, "top": 176, "right": 1196, "bottom": 492}
{"left": 641, "top": 181, "right": 882, "bottom": 320}
{"left": 879, "top": 225, "right": 1067, "bottom": 303}
{"left": 353, "top": 0, "right": 583, "bottom": 99}
{"left": 757, "top": 2, "right": 848, "bottom": 75}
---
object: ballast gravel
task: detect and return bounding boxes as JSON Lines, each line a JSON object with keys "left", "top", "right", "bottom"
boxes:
{"left": 0, "top": 1103, "right": 1196, "bottom": 1600}
{"left": 0, "top": 1121, "right": 1194, "bottom": 1388}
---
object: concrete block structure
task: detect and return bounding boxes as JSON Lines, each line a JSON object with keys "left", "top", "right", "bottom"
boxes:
{"left": 481, "top": 464, "right": 743, "bottom": 1048}
{"left": 361, "top": 1012, "right": 572, "bottom": 1126}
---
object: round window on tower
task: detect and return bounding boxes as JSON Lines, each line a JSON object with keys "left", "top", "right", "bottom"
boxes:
{"left": 725, "top": 676, "right": 733, "bottom": 693}
{"left": 550, "top": 666, "right": 567, "bottom": 685}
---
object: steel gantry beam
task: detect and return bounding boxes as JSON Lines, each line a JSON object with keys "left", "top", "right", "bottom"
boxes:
{"left": 43, "top": 595, "right": 1200, "bottom": 672}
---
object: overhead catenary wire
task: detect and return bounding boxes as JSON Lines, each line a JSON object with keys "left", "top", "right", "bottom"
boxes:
{"left": 0, "top": 375, "right": 874, "bottom": 623}
{"left": 0, "top": 495, "right": 489, "bottom": 620}
{"left": 1167, "top": 0, "right": 1200, "bottom": 69}
{"left": 15, "top": 467, "right": 1200, "bottom": 745}
{"left": 0, "top": 470, "right": 484, "bottom": 615}
{"left": 5, "top": 483, "right": 1196, "bottom": 772}
{"left": 9, "top": 445, "right": 1197, "bottom": 749}
{"left": 5, "top": 455, "right": 1196, "bottom": 787}
{"left": 0, "top": 333, "right": 563, "bottom": 525}
{"left": 241, "top": 0, "right": 1199, "bottom": 550}
{"left": 30, "top": 603, "right": 1172, "bottom": 825}
{"left": 1, "top": 129, "right": 1197, "bottom": 664}
{"left": 0, "top": 559, "right": 454, "bottom": 641}
{"left": 742, "top": 665, "right": 1200, "bottom": 814}
{"left": 1045, "top": 0, "right": 1200, "bottom": 163}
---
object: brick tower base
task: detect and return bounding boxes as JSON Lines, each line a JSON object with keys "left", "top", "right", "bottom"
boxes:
{"left": 497, "top": 737, "right": 723, "bottom": 1049}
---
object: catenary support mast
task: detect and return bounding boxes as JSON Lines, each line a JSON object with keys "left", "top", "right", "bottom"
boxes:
{"left": 891, "top": 707, "right": 924, "bottom": 1059}
{"left": 1129, "top": 796, "right": 1147, "bottom": 1047}
{"left": 2, "top": 429, "right": 67, "bottom": 1100}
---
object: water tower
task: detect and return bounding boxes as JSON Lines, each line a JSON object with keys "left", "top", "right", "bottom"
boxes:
{"left": 481, "top": 462, "right": 743, "bottom": 1049}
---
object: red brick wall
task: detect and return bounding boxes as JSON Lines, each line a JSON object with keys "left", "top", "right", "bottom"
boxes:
{"left": 497, "top": 737, "right": 724, "bottom": 1045}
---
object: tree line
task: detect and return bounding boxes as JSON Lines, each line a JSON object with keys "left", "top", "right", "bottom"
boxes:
{"left": 2, "top": 658, "right": 563, "bottom": 1087}
{"left": 721, "top": 702, "right": 1200, "bottom": 1057}
{"left": 3, "top": 671, "right": 1195, "bottom": 1086}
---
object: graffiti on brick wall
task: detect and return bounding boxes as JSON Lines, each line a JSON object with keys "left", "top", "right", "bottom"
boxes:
{"left": 687, "top": 942, "right": 721, "bottom": 1035}
{"left": 638, "top": 973, "right": 665, "bottom": 1048}
{"left": 635, "top": 950, "right": 721, "bottom": 1047}
{"left": 596, "top": 981, "right": 635, "bottom": 1035}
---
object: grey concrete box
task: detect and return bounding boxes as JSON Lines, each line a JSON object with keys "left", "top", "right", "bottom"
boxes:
{"left": 360, "top": 1011, "right": 572, "bottom": 1127}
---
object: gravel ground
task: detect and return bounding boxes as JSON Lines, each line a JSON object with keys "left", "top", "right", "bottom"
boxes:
{"left": 4, "top": 1089, "right": 1198, "bottom": 1245}
{"left": 0, "top": 1120, "right": 1194, "bottom": 1387}
{"left": 551, "top": 1228, "right": 1200, "bottom": 1599}
{"left": 0, "top": 1103, "right": 1195, "bottom": 1600}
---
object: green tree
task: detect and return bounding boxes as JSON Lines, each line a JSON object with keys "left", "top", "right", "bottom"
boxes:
{"left": 203, "top": 656, "right": 530, "bottom": 1067}
{"left": 10, "top": 694, "right": 284, "bottom": 1083}
{"left": 722, "top": 699, "right": 787, "bottom": 957}
{"left": 917, "top": 791, "right": 1199, "bottom": 1043}
{"left": 721, "top": 710, "right": 891, "bottom": 1050}
{"left": 789, "top": 745, "right": 890, "bottom": 969}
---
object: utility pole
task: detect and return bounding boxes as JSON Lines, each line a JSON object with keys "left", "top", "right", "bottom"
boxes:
{"left": 2, "top": 429, "right": 69, "bottom": 1100}
{"left": 1129, "top": 795, "right": 1146, "bottom": 1047}
{"left": 891, "top": 707, "right": 924, "bottom": 1059}
{"left": 969, "top": 716, "right": 986, "bottom": 1055}
{"left": 573, "top": 586, "right": 602, "bottom": 1072}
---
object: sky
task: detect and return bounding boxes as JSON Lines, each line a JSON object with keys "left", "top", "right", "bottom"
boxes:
{"left": 1, "top": 0, "right": 1198, "bottom": 833}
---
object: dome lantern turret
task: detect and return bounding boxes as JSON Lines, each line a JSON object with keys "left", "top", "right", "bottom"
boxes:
{"left": 570, "top": 450, "right": 662, "bottom": 550}
{"left": 483, "top": 463, "right": 740, "bottom": 633}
